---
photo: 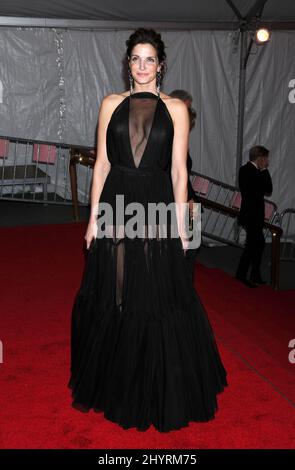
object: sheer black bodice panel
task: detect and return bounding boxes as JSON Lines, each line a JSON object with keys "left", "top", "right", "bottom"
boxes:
{"left": 106, "top": 92, "right": 174, "bottom": 171}
{"left": 129, "top": 93, "right": 158, "bottom": 168}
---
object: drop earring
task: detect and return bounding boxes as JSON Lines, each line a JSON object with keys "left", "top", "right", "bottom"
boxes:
{"left": 156, "top": 70, "right": 162, "bottom": 97}
{"left": 128, "top": 67, "right": 134, "bottom": 95}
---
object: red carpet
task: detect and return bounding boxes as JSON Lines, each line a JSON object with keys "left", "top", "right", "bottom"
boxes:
{"left": 0, "top": 222, "right": 294, "bottom": 449}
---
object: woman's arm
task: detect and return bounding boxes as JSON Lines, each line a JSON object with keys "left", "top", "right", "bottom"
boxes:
{"left": 85, "top": 96, "right": 112, "bottom": 248}
{"left": 170, "top": 99, "right": 190, "bottom": 249}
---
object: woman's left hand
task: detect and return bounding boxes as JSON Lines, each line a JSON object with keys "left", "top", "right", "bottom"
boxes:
{"left": 181, "top": 236, "right": 190, "bottom": 253}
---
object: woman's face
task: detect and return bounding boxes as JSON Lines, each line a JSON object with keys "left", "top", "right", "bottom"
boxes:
{"left": 129, "top": 43, "right": 161, "bottom": 86}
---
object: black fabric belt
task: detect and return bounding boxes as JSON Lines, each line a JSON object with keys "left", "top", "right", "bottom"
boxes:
{"left": 112, "top": 164, "right": 164, "bottom": 176}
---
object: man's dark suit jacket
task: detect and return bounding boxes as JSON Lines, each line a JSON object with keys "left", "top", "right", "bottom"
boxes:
{"left": 238, "top": 161, "right": 273, "bottom": 228}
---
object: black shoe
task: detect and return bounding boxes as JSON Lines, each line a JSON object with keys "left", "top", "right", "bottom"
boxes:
{"left": 250, "top": 277, "right": 267, "bottom": 285}
{"left": 235, "top": 275, "right": 258, "bottom": 288}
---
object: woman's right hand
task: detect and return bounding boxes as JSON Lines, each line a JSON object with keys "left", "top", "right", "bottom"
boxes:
{"left": 84, "top": 219, "right": 98, "bottom": 249}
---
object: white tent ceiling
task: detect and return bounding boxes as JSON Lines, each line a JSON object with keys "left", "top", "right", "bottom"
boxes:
{"left": 0, "top": 0, "right": 295, "bottom": 29}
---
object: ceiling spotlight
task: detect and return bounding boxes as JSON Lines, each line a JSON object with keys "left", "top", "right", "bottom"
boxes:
{"left": 255, "top": 28, "right": 270, "bottom": 44}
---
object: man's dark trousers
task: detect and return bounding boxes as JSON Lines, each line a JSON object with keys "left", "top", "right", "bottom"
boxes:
{"left": 236, "top": 223, "right": 265, "bottom": 280}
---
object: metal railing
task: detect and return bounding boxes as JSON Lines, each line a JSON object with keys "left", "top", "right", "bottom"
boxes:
{"left": 190, "top": 170, "right": 278, "bottom": 248}
{"left": 189, "top": 170, "right": 285, "bottom": 289}
{"left": 69, "top": 147, "right": 96, "bottom": 220}
{"left": 0, "top": 135, "right": 94, "bottom": 205}
{"left": 280, "top": 209, "right": 295, "bottom": 263}
{"left": 195, "top": 195, "right": 282, "bottom": 290}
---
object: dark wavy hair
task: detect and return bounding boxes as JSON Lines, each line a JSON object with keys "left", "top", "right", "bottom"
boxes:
{"left": 125, "top": 28, "right": 167, "bottom": 78}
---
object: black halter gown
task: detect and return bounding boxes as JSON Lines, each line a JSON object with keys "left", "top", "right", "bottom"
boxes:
{"left": 68, "top": 91, "right": 227, "bottom": 432}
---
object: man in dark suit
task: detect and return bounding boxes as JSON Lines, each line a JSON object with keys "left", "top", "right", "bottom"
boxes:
{"left": 235, "top": 145, "right": 273, "bottom": 287}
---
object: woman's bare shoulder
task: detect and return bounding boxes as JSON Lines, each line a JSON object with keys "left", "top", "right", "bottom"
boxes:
{"left": 99, "top": 92, "right": 129, "bottom": 122}
{"left": 160, "top": 93, "right": 187, "bottom": 123}
{"left": 103, "top": 91, "right": 129, "bottom": 104}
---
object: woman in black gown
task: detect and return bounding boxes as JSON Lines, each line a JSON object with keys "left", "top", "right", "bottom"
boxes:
{"left": 69, "top": 28, "right": 227, "bottom": 432}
